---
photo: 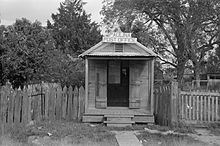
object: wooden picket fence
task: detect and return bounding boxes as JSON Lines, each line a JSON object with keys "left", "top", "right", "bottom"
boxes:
{"left": 0, "top": 83, "right": 85, "bottom": 134}
{"left": 154, "top": 82, "right": 220, "bottom": 126}
{"left": 179, "top": 91, "right": 219, "bottom": 123}
{"left": 154, "top": 82, "right": 178, "bottom": 126}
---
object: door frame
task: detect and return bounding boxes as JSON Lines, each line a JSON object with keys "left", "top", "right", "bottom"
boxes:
{"left": 107, "top": 60, "right": 129, "bottom": 107}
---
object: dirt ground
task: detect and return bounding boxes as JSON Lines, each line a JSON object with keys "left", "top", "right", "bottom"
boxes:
{"left": 0, "top": 121, "right": 220, "bottom": 146}
{"left": 0, "top": 120, "right": 118, "bottom": 146}
{"left": 136, "top": 124, "right": 220, "bottom": 146}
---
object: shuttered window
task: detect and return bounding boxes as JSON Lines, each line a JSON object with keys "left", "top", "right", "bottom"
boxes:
{"left": 115, "top": 43, "right": 124, "bottom": 52}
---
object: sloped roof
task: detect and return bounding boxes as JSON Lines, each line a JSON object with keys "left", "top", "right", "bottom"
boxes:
{"left": 79, "top": 41, "right": 157, "bottom": 58}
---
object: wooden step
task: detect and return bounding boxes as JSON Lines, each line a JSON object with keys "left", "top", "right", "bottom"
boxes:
{"left": 104, "top": 114, "right": 134, "bottom": 118}
{"left": 104, "top": 114, "right": 134, "bottom": 127}
{"left": 106, "top": 123, "right": 132, "bottom": 127}
{"left": 104, "top": 120, "right": 134, "bottom": 124}
{"left": 133, "top": 115, "right": 154, "bottom": 123}
{"left": 82, "top": 115, "right": 103, "bottom": 122}
{"left": 106, "top": 117, "right": 132, "bottom": 121}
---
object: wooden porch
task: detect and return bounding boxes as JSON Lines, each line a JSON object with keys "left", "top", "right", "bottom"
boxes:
{"left": 83, "top": 108, "right": 154, "bottom": 126}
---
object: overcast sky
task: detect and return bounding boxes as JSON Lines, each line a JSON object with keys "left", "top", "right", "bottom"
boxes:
{"left": 0, "top": 0, "right": 103, "bottom": 26}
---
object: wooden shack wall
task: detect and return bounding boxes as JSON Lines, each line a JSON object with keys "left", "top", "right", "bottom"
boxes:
{"left": 129, "top": 60, "right": 153, "bottom": 112}
{"left": 87, "top": 59, "right": 154, "bottom": 112}
{"left": 88, "top": 59, "right": 107, "bottom": 109}
{"left": 88, "top": 59, "right": 96, "bottom": 108}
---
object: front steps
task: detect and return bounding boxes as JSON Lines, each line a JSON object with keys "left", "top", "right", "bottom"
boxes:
{"left": 82, "top": 108, "right": 155, "bottom": 126}
{"left": 104, "top": 114, "right": 134, "bottom": 127}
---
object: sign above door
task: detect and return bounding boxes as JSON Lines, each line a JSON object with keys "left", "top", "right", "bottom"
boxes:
{"left": 102, "top": 23, "right": 137, "bottom": 43}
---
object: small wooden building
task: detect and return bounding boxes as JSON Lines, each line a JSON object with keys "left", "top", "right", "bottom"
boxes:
{"left": 79, "top": 31, "right": 157, "bottom": 126}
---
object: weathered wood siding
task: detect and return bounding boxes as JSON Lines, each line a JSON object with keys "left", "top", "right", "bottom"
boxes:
{"left": 91, "top": 43, "right": 146, "bottom": 54}
{"left": 129, "top": 60, "right": 153, "bottom": 111}
{"left": 88, "top": 59, "right": 153, "bottom": 111}
{"left": 88, "top": 60, "right": 96, "bottom": 108}
{"left": 88, "top": 60, "right": 107, "bottom": 109}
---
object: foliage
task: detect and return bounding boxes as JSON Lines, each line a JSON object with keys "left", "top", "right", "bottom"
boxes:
{"left": 1, "top": 18, "right": 85, "bottom": 88}
{"left": 0, "top": 0, "right": 103, "bottom": 87}
{"left": 40, "top": 48, "right": 85, "bottom": 86}
{"left": 0, "top": 18, "right": 54, "bottom": 87}
{"left": 205, "top": 51, "right": 220, "bottom": 73}
{"left": 0, "top": 25, "right": 7, "bottom": 85}
{"left": 48, "top": 0, "right": 102, "bottom": 55}
{"left": 101, "top": 0, "right": 220, "bottom": 85}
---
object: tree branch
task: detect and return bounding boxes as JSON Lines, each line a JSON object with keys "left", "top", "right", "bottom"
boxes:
{"left": 157, "top": 55, "right": 177, "bottom": 68}
{"left": 163, "top": 48, "right": 177, "bottom": 57}
{"left": 153, "top": 18, "right": 177, "bottom": 51}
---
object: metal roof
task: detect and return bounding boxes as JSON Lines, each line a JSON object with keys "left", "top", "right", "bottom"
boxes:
{"left": 79, "top": 41, "right": 157, "bottom": 58}
{"left": 86, "top": 52, "right": 152, "bottom": 57}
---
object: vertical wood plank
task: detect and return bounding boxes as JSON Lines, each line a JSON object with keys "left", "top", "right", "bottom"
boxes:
{"left": 44, "top": 89, "right": 49, "bottom": 120}
{"left": 189, "top": 94, "right": 192, "bottom": 120}
{"left": 212, "top": 96, "right": 215, "bottom": 121}
{"left": 67, "top": 86, "right": 73, "bottom": 120}
{"left": 22, "top": 88, "right": 28, "bottom": 125}
{"left": 62, "top": 86, "right": 67, "bottom": 120}
{"left": 208, "top": 95, "right": 211, "bottom": 122}
{"left": 37, "top": 93, "right": 42, "bottom": 121}
{"left": 55, "top": 85, "right": 62, "bottom": 120}
{"left": 48, "top": 86, "right": 55, "bottom": 120}
{"left": 8, "top": 88, "right": 15, "bottom": 126}
{"left": 196, "top": 95, "right": 199, "bottom": 120}
{"left": 78, "top": 86, "right": 85, "bottom": 121}
{"left": 204, "top": 95, "right": 207, "bottom": 121}
{"left": 200, "top": 96, "right": 203, "bottom": 121}
{"left": 170, "top": 82, "right": 178, "bottom": 125}
{"left": 185, "top": 94, "right": 188, "bottom": 120}
{"left": 85, "top": 58, "right": 89, "bottom": 113}
{"left": 150, "top": 59, "right": 154, "bottom": 115}
{"left": 0, "top": 86, "right": 8, "bottom": 134}
{"left": 27, "top": 86, "right": 32, "bottom": 123}
{"left": 192, "top": 95, "right": 195, "bottom": 120}
{"left": 181, "top": 93, "right": 184, "bottom": 119}
{"left": 73, "top": 86, "right": 78, "bottom": 120}
{"left": 216, "top": 96, "right": 218, "bottom": 121}
{"left": 14, "top": 90, "right": 21, "bottom": 124}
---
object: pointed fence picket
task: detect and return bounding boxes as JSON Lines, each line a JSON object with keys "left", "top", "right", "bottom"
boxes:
{"left": 0, "top": 83, "right": 85, "bottom": 135}
{"left": 154, "top": 82, "right": 220, "bottom": 126}
{"left": 179, "top": 91, "right": 220, "bottom": 123}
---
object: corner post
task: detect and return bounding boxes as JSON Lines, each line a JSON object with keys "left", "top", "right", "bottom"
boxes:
{"left": 151, "top": 59, "right": 155, "bottom": 115}
{"left": 85, "top": 58, "right": 89, "bottom": 113}
{"left": 170, "top": 81, "right": 178, "bottom": 126}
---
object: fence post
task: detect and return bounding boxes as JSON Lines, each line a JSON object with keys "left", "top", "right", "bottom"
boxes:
{"left": 67, "top": 86, "right": 73, "bottom": 121}
{"left": 73, "top": 86, "right": 78, "bottom": 120}
{"left": 62, "top": 86, "right": 67, "bottom": 120}
{"left": 170, "top": 82, "right": 178, "bottom": 126}
{"left": 78, "top": 86, "right": 85, "bottom": 121}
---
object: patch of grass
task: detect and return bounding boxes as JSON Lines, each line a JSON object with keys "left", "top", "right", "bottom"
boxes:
{"left": 207, "top": 123, "right": 220, "bottom": 136}
{"left": 137, "top": 131, "right": 206, "bottom": 146}
{"left": 7, "top": 120, "right": 118, "bottom": 146}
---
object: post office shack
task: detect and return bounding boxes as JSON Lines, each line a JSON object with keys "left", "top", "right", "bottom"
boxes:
{"left": 79, "top": 32, "right": 157, "bottom": 126}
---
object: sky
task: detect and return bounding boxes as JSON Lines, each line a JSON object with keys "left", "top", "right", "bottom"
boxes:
{"left": 0, "top": 0, "right": 103, "bottom": 26}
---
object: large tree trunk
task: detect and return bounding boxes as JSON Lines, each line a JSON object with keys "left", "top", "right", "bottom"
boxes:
{"left": 176, "top": 62, "right": 185, "bottom": 89}
{"left": 194, "top": 64, "right": 201, "bottom": 89}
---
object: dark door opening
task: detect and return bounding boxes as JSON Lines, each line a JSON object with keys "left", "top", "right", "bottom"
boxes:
{"left": 107, "top": 60, "right": 129, "bottom": 107}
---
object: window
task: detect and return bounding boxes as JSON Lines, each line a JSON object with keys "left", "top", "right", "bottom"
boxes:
{"left": 108, "top": 61, "right": 121, "bottom": 84}
{"left": 114, "top": 43, "right": 124, "bottom": 52}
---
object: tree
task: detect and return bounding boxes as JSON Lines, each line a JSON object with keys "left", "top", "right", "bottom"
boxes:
{"left": 205, "top": 49, "right": 220, "bottom": 74}
{"left": 101, "top": 0, "right": 220, "bottom": 86}
{"left": 1, "top": 18, "right": 55, "bottom": 87}
{"left": 40, "top": 48, "right": 85, "bottom": 86}
{"left": 48, "top": 0, "right": 102, "bottom": 55}
{"left": 0, "top": 25, "right": 7, "bottom": 85}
